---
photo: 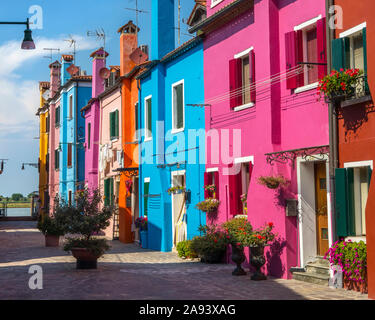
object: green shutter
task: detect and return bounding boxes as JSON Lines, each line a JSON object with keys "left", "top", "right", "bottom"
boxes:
{"left": 110, "top": 178, "right": 114, "bottom": 206}
{"left": 335, "top": 168, "right": 349, "bottom": 237}
{"left": 177, "top": 84, "right": 184, "bottom": 129}
{"left": 115, "top": 110, "right": 119, "bottom": 138}
{"left": 346, "top": 168, "right": 355, "bottom": 236}
{"left": 147, "top": 99, "right": 152, "bottom": 136}
{"left": 144, "top": 182, "right": 150, "bottom": 216}
{"left": 368, "top": 166, "right": 373, "bottom": 190}
{"left": 104, "top": 179, "right": 110, "bottom": 206}
{"left": 363, "top": 28, "right": 367, "bottom": 74}
{"left": 109, "top": 112, "right": 114, "bottom": 139}
{"left": 332, "top": 38, "right": 344, "bottom": 71}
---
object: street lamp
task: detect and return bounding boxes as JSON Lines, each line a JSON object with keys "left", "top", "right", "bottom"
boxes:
{"left": 0, "top": 18, "right": 36, "bottom": 50}
{"left": 21, "top": 163, "right": 38, "bottom": 170}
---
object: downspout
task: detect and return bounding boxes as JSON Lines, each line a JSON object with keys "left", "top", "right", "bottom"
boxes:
{"left": 327, "top": 0, "right": 338, "bottom": 242}
{"left": 137, "top": 78, "right": 143, "bottom": 219}
{"left": 75, "top": 83, "right": 79, "bottom": 193}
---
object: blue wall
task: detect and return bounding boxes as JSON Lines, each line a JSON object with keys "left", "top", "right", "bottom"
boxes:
{"left": 138, "top": 40, "right": 206, "bottom": 252}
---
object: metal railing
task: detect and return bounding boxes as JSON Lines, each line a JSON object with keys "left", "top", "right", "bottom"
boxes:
{"left": 328, "top": 75, "right": 370, "bottom": 103}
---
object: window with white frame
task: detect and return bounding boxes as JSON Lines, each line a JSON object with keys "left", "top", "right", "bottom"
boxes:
{"left": 144, "top": 96, "right": 152, "bottom": 140}
{"left": 344, "top": 30, "right": 365, "bottom": 71}
{"left": 68, "top": 95, "right": 73, "bottom": 119}
{"left": 172, "top": 80, "right": 184, "bottom": 132}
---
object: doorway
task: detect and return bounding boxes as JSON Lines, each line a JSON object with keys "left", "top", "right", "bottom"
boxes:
{"left": 171, "top": 170, "right": 187, "bottom": 248}
{"left": 315, "top": 162, "right": 329, "bottom": 256}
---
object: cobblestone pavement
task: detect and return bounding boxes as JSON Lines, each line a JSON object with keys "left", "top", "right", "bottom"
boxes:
{"left": 0, "top": 221, "right": 369, "bottom": 300}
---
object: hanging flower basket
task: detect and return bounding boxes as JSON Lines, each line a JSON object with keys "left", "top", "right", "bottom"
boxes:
{"left": 167, "top": 186, "right": 186, "bottom": 195}
{"left": 257, "top": 175, "right": 288, "bottom": 189}
{"left": 196, "top": 198, "right": 220, "bottom": 213}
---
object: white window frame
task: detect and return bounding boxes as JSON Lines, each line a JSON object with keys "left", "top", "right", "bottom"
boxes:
{"left": 339, "top": 22, "right": 367, "bottom": 38}
{"left": 234, "top": 155, "right": 254, "bottom": 165}
{"left": 211, "top": 0, "right": 224, "bottom": 9}
{"left": 144, "top": 177, "right": 150, "bottom": 183}
{"left": 68, "top": 94, "right": 73, "bottom": 120}
{"left": 144, "top": 95, "right": 152, "bottom": 142}
{"left": 206, "top": 167, "right": 219, "bottom": 173}
{"left": 171, "top": 79, "right": 185, "bottom": 134}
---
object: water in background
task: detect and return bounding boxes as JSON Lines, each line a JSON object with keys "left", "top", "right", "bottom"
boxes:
{"left": 4, "top": 208, "right": 31, "bottom": 217}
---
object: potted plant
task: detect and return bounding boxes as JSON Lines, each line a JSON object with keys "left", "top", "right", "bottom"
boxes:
{"left": 325, "top": 239, "right": 367, "bottom": 294}
{"left": 317, "top": 68, "right": 364, "bottom": 102}
{"left": 176, "top": 240, "right": 198, "bottom": 259}
{"left": 222, "top": 217, "right": 253, "bottom": 276}
{"left": 167, "top": 186, "right": 186, "bottom": 195}
{"left": 37, "top": 214, "right": 65, "bottom": 247}
{"left": 245, "top": 222, "right": 276, "bottom": 280}
{"left": 258, "top": 175, "right": 288, "bottom": 189}
{"left": 135, "top": 217, "right": 148, "bottom": 248}
{"left": 60, "top": 189, "right": 112, "bottom": 269}
{"left": 195, "top": 198, "right": 220, "bottom": 213}
{"left": 190, "top": 225, "right": 229, "bottom": 263}
{"left": 204, "top": 184, "right": 216, "bottom": 198}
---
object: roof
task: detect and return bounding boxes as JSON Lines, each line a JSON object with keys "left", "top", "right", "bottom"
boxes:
{"left": 90, "top": 47, "right": 109, "bottom": 58}
{"left": 71, "top": 75, "right": 92, "bottom": 81}
{"left": 61, "top": 54, "right": 74, "bottom": 62}
{"left": 39, "top": 81, "right": 50, "bottom": 90}
{"left": 187, "top": 0, "right": 207, "bottom": 27}
{"left": 188, "top": 0, "right": 253, "bottom": 34}
{"left": 118, "top": 20, "right": 140, "bottom": 34}
{"left": 49, "top": 60, "right": 61, "bottom": 68}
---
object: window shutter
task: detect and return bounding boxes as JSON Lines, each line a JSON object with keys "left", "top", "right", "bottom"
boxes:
{"left": 104, "top": 179, "right": 110, "bottom": 206}
{"left": 214, "top": 171, "right": 220, "bottom": 200}
{"left": 296, "top": 30, "right": 304, "bottom": 87}
{"left": 229, "top": 169, "right": 242, "bottom": 215}
{"left": 249, "top": 50, "right": 256, "bottom": 103}
{"left": 363, "top": 27, "right": 367, "bottom": 73}
{"left": 368, "top": 166, "right": 372, "bottom": 186}
{"left": 144, "top": 182, "right": 150, "bottom": 216}
{"left": 332, "top": 38, "right": 344, "bottom": 71}
{"left": 346, "top": 168, "right": 355, "bottom": 236}
{"left": 110, "top": 178, "right": 114, "bottom": 205}
{"left": 335, "top": 168, "right": 349, "bottom": 237}
{"left": 229, "top": 59, "right": 238, "bottom": 109}
{"left": 285, "top": 31, "right": 298, "bottom": 89}
{"left": 109, "top": 112, "right": 114, "bottom": 139}
{"left": 236, "top": 58, "right": 243, "bottom": 107}
{"left": 115, "top": 110, "right": 119, "bottom": 138}
{"left": 204, "top": 172, "right": 212, "bottom": 199}
{"left": 317, "top": 17, "right": 327, "bottom": 79}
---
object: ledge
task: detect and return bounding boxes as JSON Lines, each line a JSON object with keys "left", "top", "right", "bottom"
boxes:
{"left": 341, "top": 95, "right": 372, "bottom": 108}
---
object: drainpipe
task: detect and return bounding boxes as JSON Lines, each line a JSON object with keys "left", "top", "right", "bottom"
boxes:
{"left": 75, "top": 83, "right": 79, "bottom": 194}
{"left": 327, "top": 0, "right": 338, "bottom": 242}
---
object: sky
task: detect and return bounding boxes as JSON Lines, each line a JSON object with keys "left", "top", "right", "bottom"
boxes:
{"left": 0, "top": 0, "right": 196, "bottom": 197}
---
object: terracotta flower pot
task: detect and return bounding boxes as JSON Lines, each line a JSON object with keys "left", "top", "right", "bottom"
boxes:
{"left": 45, "top": 235, "right": 60, "bottom": 247}
{"left": 71, "top": 248, "right": 101, "bottom": 269}
{"left": 343, "top": 273, "right": 368, "bottom": 294}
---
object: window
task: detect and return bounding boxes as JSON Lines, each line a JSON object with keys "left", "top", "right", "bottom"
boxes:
{"left": 67, "top": 143, "right": 72, "bottom": 167}
{"left": 229, "top": 49, "right": 255, "bottom": 110}
{"left": 144, "top": 96, "right": 152, "bottom": 141}
{"left": 172, "top": 81, "right": 184, "bottom": 132}
{"left": 68, "top": 95, "right": 73, "bottom": 119}
{"left": 109, "top": 110, "right": 119, "bottom": 140}
{"left": 87, "top": 123, "right": 91, "bottom": 150}
{"left": 46, "top": 153, "right": 49, "bottom": 172}
{"left": 144, "top": 178, "right": 150, "bottom": 216}
{"left": 135, "top": 102, "right": 140, "bottom": 141}
{"left": 55, "top": 106, "right": 60, "bottom": 127}
{"left": 46, "top": 116, "right": 50, "bottom": 133}
{"left": 335, "top": 165, "right": 372, "bottom": 237}
{"left": 54, "top": 149, "right": 59, "bottom": 170}
{"left": 204, "top": 170, "right": 219, "bottom": 200}
{"left": 104, "top": 177, "right": 114, "bottom": 206}
{"left": 286, "top": 16, "right": 327, "bottom": 90}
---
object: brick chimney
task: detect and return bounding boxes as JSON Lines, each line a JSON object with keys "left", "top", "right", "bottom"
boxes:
{"left": 61, "top": 54, "right": 74, "bottom": 86}
{"left": 49, "top": 61, "right": 61, "bottom": 98}
{"left": 90, "top": 47, "right": 108, "bottom": 97}
{"left": 118, "top": 20, "right": 139, "bottom": 76}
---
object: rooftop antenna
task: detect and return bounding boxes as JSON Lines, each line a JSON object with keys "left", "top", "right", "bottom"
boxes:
{"left": 43, "top": 48, "right": 60, "bottom": 62}
{"left": 64, "top": 35, "right": 77, "bottom": 64}
{"left": 87, "top": 28, "right": 106, "bottom": 51}
{"left": 125, "top": 0, "right": 149, "bottom": 46}
{"left": 173, "top": 2, "right": 194, "bottom": 45}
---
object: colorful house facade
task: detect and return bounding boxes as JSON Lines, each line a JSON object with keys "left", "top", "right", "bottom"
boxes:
{"left": 137, "top": 0, "right": 206, "bottom": 252}
{"left": 329, "top": 0, "right": 374, "bottom": 298}
{"left": 190, "top": 0, "right": 329, "bottom": 278}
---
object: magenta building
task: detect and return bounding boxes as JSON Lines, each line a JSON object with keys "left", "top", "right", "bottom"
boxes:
{"left": 190, "top": 0, "right": 330, "bottom": 278}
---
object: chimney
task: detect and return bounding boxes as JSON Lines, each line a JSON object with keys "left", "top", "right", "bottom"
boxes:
{"left": 49, "top": 61, "right": 61, "bottom": 98}
{"left": 118, "top": 20, "right": 139, "bottom": 76}
{"left": 151, "top": 0, "right": 175, "bottom": 60}
{"left": 90, "top": 48, "right": 108, "bottom": 97}
{"left": 61, "top": 54, "right": 74, "bottom": 85}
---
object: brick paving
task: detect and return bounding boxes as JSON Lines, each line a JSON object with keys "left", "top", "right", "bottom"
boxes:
{"left": 0, "top": 221, "right": 369, "bottom": 300}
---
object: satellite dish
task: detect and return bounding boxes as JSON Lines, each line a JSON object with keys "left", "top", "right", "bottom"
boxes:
{"left": 99, "top": 67, "right": 111, "bottom": 80}
{"left": 67, "top": 64, "right": 80, "bottom": 76}
{"left": 129, "top": 47, "right": 148, "bottom": 65}
{"left": 42, "top": 90, "right": 50, "bottom": 101}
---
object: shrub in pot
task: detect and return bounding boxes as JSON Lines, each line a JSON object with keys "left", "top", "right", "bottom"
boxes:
{"left": 190, "top": 225, "right": 229, "bottom": 263}
{"left": 59, "top": 189, "right": 113, "bottom": 269}
{"left": 195, "top": 198, "right": 220, "bottom": 213}
{"left": 176, "top": 240, "right": 198, "bottom": 259}
{"left": 257, "top": 175, "right": 288, "bottom": 189}
{"left": 37, "top": 214, "right": 65, "bottom": 247}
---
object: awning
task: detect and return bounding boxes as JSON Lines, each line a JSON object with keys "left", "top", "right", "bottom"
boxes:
{"left": 265, "top": 145, "right": 329, "bottom": 165}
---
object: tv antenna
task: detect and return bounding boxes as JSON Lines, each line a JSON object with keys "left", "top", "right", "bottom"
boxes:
{"left": 43, "top": 48, "right": 60, "bottom": 62}
{"left": 64, "top": 35, "right": 77, "bottom": 64}
{"left": 125, "top": 0, "right": 149, "bottom": 46}
{"left": 173, "top": 1, "right": 193, "bottom": 45}
{"left": 87, "top": 28, "right": 106, "bottom": 50}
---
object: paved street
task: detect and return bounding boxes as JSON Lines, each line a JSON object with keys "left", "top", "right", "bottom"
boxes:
{"left": 0, "top": 221, "right": 368, "bottom": 300}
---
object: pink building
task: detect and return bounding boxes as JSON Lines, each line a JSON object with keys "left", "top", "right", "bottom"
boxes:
{"left": 82, "top": 48, "right": 108, "bottom": 192}
{"left": 48, "top": 60, "right": 61, "bottom": 213}
{"left": 191, "top": 0, "right": 330, "bottom": 279}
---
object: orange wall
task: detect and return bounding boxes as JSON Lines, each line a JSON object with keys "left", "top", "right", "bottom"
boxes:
{"left": 335, "top": 0, "right": 375, "bottom": 298}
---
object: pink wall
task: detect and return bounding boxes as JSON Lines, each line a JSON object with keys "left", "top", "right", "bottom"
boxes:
{"left": 204, "top": 0, "right": 328, "bottom": 278}
{"left": 49, "top": 100, "right": 60, "bottom": 214}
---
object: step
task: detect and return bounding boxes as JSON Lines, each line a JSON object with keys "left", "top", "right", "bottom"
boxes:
{"left": 292, "top": 271, "right": 329, "bottom": 286}
{"left": 305, "top": 264, "right": 330, "bottom": 276}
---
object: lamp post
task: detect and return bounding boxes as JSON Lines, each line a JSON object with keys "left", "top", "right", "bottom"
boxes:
{"left": 21, "top": 163, "right": 38, "bottom": 170}
{"left": 0, "top": 18, "right": 36, "bottom": 50}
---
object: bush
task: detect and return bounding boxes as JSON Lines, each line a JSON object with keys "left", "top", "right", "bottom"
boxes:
{"left": 176, "top": 240, "right": 197, "bottom": 259}
{"left": 37, "top": 214, "right": 65, "bottom": 236}
{"left": 222, "top": 217, "right": 252, "bottom": 247}
{"left": 195, "top": 198, "right": 220, "bottom": 213}
{"left": 63, "top": 238, "right": 110, "bottom": 256}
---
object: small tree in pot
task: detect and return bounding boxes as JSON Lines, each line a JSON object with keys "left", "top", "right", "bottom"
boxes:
{"left": 60, "top": 189, "right": 113, "bottom": 269}
{"left": 37, "top": 213, "right": 65, "bottom": 247}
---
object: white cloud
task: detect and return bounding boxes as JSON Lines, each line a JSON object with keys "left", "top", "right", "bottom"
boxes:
{"left": 0, "top": 34, "right": 97, "bottom": 140}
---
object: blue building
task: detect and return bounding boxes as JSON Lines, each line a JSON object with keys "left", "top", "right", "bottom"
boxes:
{"left": 58, "top": 55, "right": 92, "bottom": 204}
{"left": 137, "top": 0, "right": 206, "bottom": 252}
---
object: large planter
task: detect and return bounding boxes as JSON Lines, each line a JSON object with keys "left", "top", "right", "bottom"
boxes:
{"left": 71, "top": 248, "right": 101, "bottom": 270}
{"left": 231, "top": 245, "right": 246, "bottom": 276}
{"left": 200, "top": 249, "right": 225, "bottom": 264}
{"left": 343, "top": 273, "right": 368, "bottom": 294}
{"left": 140, "top": 230, "right": 148, "bottom": 249}
{"left": 249, "top": 246, "right": 267, "bottom": 281}
{"left": 45, "top": 235, "right": 60, "bottom": 247}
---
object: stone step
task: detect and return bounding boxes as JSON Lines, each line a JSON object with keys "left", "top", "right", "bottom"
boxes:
{"left": 292, "top": 271, "right": 329, "bottom": 286}
{"left": 305, "top": 263, "right": 330, "bottom": 276}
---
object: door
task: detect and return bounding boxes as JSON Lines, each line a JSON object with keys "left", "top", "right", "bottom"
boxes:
{"left": 171, "top": 171, "right": 187, "bottom": 247}
{"left": 315, "top": 162, "right": 329, "bottom": 256}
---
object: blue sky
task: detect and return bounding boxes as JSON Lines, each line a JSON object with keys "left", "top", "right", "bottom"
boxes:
{"left": 0, "top": 0, "right": 196, "bottom": 197}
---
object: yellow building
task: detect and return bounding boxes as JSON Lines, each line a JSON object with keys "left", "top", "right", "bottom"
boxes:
{"left": 36, "top": 81, "right": 50, "bottom": 216}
